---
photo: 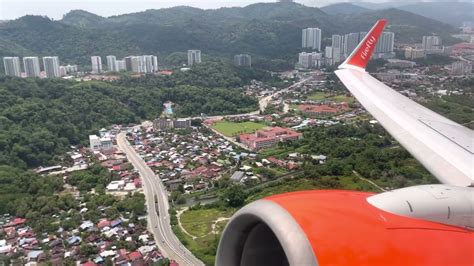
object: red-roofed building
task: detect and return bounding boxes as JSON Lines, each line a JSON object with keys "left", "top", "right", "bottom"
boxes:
{"left": 128, "top": 251, "right": 142, "bottom": 261}
{"left": 81, "top": 262, "right": 98, "bottom": 266}
{"left": 97, "top": 219, "right": 111, "bottom": 229}
{"left": 240, "top": 127, "right": 302, "bottom": 150}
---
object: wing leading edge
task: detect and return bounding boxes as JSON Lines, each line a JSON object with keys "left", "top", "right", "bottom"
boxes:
{"left": 335, "top": 20, "right": 474, "bottom": 187}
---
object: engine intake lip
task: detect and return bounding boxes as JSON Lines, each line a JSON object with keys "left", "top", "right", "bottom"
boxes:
{"left": 216, "top": 199, "right": 318, "bottom": 266}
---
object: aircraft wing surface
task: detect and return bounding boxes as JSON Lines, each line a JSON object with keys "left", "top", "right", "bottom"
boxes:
{"left": 335, "top": 19, "right": 473, "bottom": 186}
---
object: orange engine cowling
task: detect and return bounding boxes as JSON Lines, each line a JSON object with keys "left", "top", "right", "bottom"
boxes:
{"left": 216, "top": 190, "right": 473, "bottom": 266}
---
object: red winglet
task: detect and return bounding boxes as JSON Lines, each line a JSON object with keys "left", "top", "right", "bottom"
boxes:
{"left": 339, "top": 19, "right": 387, "bottom": 71}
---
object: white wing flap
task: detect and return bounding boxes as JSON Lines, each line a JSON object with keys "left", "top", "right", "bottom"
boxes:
{"left": 335, "top": 68, "right": 474, "bottom": 187}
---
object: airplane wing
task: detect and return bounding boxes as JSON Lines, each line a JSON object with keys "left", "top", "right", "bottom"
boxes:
{"left": 335, "top": 19, "right": 474, "bottom": 187}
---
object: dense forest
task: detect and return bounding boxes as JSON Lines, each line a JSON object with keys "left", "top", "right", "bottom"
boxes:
{"left": 0, "top": 2, "right": 459, "bottom": 69}
{"left": 0, "top": 62, "right": 258, "bottom": 169}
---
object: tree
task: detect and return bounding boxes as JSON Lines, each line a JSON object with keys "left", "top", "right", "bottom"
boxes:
{"left": 222, "top": 185, "right": 246, "bottom": 208}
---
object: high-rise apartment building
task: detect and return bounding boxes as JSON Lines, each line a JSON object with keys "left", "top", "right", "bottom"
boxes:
{"left": 43, "top": 56, "right": 60, "bottom": 78}
{"left": 188, "top": 50, "right": 202, "bottom": 66}
{"left": 234, "top": 54, "right": 252, "bottom": 67}
{"left": 324, "top": 47, "right": 342, "bottom": 66}
{"left": 59, "top": 66, "right": 67, "bottom": 77}
{"left": 91, "top": 56, "right": 103, "bottom": 74}
{"left": 343, "top": 32, "right": 362, "bottom": 58}
{"left": 374, "top": 32, "right": 395, "bottom": 54}
{"left": 298, "top": 52, "right": 322, "bottom": 68}
{"left": 116, "top": 60, "right": 126, "bottom": 71}
{"left": 143, "top": 55, "right": 159, "bottom": 73}
{"left": 106, "top": 55, "right": 118, "bottom": 72}
{"left": 65, "top": 64, "right": 78, "bottom": 74}
{"left": 23, "top": 57, "right": 41, "bottom": 77}
{"left": 124, "top": 56, "right": 141, "bottom": 72}
{"left": 3, "top": 57, "right": 21, "bottom": 77}
{"left": 331, "top": 35, "right": 343, "bottom": 50}
{"left": 302, "top": 28, "right": 322, "bottom": 51}
{"left": 422, "top": 36, "right": 442, "bottom": 51}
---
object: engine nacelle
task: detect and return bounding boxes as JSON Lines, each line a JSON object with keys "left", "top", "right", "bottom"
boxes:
{"left": 216, "top": 190, "right": 473, "bottom": 266}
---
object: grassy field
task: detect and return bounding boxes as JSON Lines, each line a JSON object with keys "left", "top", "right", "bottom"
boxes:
{"left": 176, "top": 208, "right": 234, "bottom": 265}
{"left": 211, "top": 121, "right": 266, "bottom": 137}
{"left": 180, "top": 208, "right": 234, "bottom": 237}
{"left": 307, "top": 91, "right": 355, "bottom": 104}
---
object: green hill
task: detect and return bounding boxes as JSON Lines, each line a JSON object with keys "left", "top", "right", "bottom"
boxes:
{"left": 0, "top": 3, "right": 458, "bottom": 68}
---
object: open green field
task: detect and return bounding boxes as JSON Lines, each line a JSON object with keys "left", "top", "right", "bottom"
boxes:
{"left": 180, "top": 208, "right": 234, "bottom": 237}
{"left": 307, "top": 91, "right": 355, "bottom": 104}
{"left": 211, "top": 121, "right": 266, "bottom": 137}
{"left": 176, "top": 208, "right": 234, "bottom": 265}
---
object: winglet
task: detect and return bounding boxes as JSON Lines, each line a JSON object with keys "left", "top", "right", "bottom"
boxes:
{"left": 339, "top": 19, "right": 387, "bottom": 71}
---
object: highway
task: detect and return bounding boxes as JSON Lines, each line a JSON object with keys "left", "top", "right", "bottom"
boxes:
{"left": 115, "top": 75, "right": 315, "bottom": 265}
{"left": 117, "top": 133, "right": 204, "bottom": 266}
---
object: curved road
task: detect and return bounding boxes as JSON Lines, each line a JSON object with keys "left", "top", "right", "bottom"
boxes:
{"left": 117, "top": 133, "right": 204, "bottom": 266}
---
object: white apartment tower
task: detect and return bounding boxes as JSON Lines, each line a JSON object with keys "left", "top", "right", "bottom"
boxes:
{"left": 23, "top": 57, "right": 41, "bottom": 77}
{"left": 298, "top": 52, "right": 322, "bottom": 69}
{"left": 234, "top": 54, "right": 252, "bottom": 67}
{"left": 91, "top": 56, "right": 103, "bottom": 74}
{"left": 188, "top": 50, "right": 202, "bottom": 66}
{"left": 106, "top": 55, "right": 118, "bottom": 72}
{"left": 43, "top": 56, "right": 60, "bottom": 78}
{"left": 422, "top": 36, "right": 442, "bottom": 51}
{"left": 3, "top": 57, "right": 21, "bottom": 77}
{"left": 343, "top": 32, "right": 362, "bottom": 58}
{"left": 143, "top": 55, "right": 159, "bottom": 73}
{"left": 302, "top": 28, "right": 322, "bottom": 51}
{"left": 331, "top": 35, "right": 343, "bottom": 50}
{"left": 375, "top": 32, "right": 395, "bottom": 54}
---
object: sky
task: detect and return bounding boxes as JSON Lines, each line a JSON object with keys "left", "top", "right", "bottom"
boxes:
{"left": 0, "top": 0, "right": 468, "bottom": 20}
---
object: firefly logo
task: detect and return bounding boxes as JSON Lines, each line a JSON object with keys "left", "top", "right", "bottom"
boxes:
{"left": 360, "top": 35, "right": 376, "bottom": 60}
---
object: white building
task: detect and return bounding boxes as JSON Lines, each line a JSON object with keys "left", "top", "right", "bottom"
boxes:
{"left": 422, "top": 36, "right": 442, "bottom": 52}
{"left": 116, "top": 60, "right": 126, "bottom": 71}
{"left": 187, "top": 50, "right": 202, "bottom": 66}
{"left": 59, "top": 66, "right": 67, "bottom": 77}
{"left": 3, "top": 57, "right": 21, "bottom": 77}
{"left": 23, "top": 57, "right": 41, "bottom": 77}
{"left": 65, "top": 64, "right": 78, "bottom": 74}
{"left": 302, "top": 28, "right": 322, "bottom": 51}
{"left": 298, "top": 52, "right": 322, "bottom": 68}
{"left": 343, "top": 32, "right": 361, "bottom": 58}
{"left": 43, "top": 56, "right": 60, "bottom": 78}
{"left": 451, "top": 61, "right": 472, "bottom": 75}
{"left": 89, "top": 135, "right": 101, "bottom": 150}
{"left": 234, "top": 54, "right": 252, "bottom": 67}
{"left": 405, "top": 47, "right": 425, "bottom": 60}
{"left": 325, "top": 46, "right": 342, "bottom": 66}
{"left": 91, "top": 56, "right": 103, "bottom": 74}
{"left": 89, "top": 135, "right": 113, "bottom": 150}
{"left": 106, "top": 55, "right": 117, "bottom": 72}
{"left": 143, "top": 55, "right": 158, "bottom": 73}
{"left": 331, "top": 35, "right": 343, "bottom": 50}
{"left": 375, "top": 32, "right": 395, "bottom": 54}
{"left": 360, "top": 31, "right": 395, "bottom": 58}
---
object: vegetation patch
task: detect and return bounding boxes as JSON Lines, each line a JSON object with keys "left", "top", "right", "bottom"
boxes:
{"left": 180, "top": 208, "right": 234, "bottom": 237}
{"left": 211, "top": 121, "right": 266, "bottom": 137}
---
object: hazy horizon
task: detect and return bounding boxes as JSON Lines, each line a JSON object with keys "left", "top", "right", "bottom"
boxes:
{"left": 1, "top": 0, "right": 466, "bottom": 20}
{"left": 0, "top": 0, "right": 430, "bottom": 20}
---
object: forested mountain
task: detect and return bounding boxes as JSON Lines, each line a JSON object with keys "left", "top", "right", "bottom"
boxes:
{"left": 321, "top": 3, "right": 370, "bottom": 15}
{"left": 0, "top": 61, "right": 258, "bottom": 169}
{"left": 0, "top": 2, "right": 458, "bottom": 68}
{"left": 353, "top": 2, "right": 473, "bottom": 26}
